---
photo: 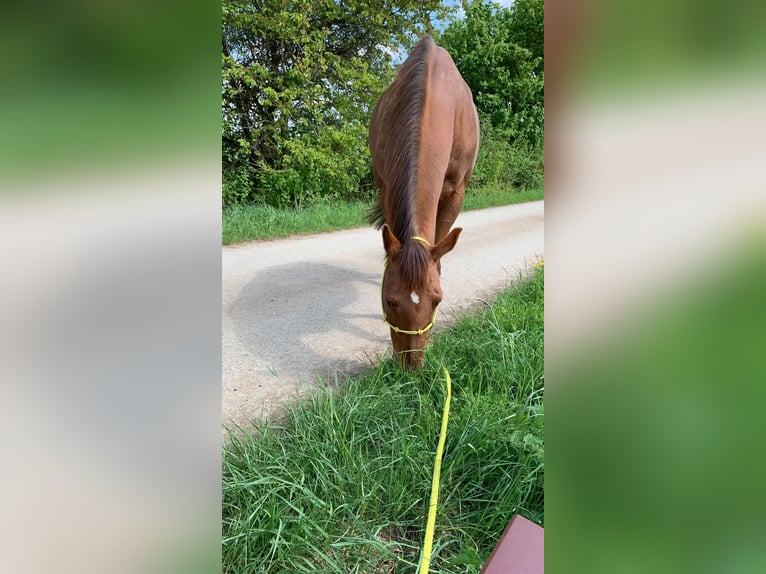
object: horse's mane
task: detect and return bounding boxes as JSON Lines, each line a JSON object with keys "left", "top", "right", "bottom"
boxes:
{"left": 369, "top": 36, "right": 434, "bottom": 290}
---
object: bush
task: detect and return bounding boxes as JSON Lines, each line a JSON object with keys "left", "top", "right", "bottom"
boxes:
{"left": 221, "top": 130, "right": 377, "bottom": 209}
{"left": 254, "top": 124, "right": 373, "bottom": 209}
{"left": 222, "top": 139, "right": 256, "bottom": 208}
{"left": 222, "top": 163, "right": 254, "bottom": 207}
{"left": 471, "top": 124, "right": 543, "bottom": 191}
{"left": 506, "top": 140, "right": 544, "bottom": 190}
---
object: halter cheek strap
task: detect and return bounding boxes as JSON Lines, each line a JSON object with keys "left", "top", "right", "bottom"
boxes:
{"left": 382, "top": 235, "right": 438, "bottom": 335}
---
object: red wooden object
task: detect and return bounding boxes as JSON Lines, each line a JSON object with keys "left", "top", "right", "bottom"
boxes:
{"left": 481, "top": 514, "right": 544, "bottom": 574}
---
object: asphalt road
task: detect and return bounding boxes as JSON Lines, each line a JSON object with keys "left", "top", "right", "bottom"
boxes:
{"left": 222, "top": 200, "right": 544, "bottom": 428}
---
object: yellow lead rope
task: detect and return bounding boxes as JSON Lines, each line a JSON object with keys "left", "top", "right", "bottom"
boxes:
{"left": 417, "top": 367, "right": 452, "bottom": 574}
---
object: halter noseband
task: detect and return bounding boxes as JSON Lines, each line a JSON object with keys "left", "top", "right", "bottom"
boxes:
{"left": 381, "top": 236, "right": 438, "bottom": 336}
{"left": 383, "top": 306, "right": 438, "bottom": 336}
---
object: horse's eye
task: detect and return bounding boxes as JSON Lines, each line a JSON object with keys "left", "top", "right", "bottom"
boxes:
{"left": 387, "top": 299, "right": 398, "bottom": 309}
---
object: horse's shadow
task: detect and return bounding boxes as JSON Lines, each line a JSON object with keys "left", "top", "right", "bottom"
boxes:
{"left": 228, "top": 262, "right": 387, "bottom": 384}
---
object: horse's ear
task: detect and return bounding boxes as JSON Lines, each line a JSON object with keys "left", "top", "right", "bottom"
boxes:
{"left": 382, "top": 224, "right": 401, "bottom": 258}
{"left": 431, "top": 227, "right": 462, "bottom": 261}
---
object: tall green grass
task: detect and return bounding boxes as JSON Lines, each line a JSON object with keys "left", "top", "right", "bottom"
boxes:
{"left": 222, "top": 188, "right": 543, "bottom": 244}
{"left": 222, "top": 199, "right": 370, "bottom": 244}
{"left": 222, "top": 266, "right": 544, "bottom": 573}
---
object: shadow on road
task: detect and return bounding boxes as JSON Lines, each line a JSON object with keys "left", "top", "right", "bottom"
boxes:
{"left": 228, "top": 262, "right": 387, "bottom": 382}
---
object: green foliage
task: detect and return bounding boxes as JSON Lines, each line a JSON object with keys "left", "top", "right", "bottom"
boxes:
{"left": 222, "top": 0, "right": 452, "bottom": 208}
{"left": 438, "top": 0, "right": 544, "bottom": 146}
{"left": 222, "top": 144, "right": 255, "bottom": 206}
{"left": 257, "top": 122, "right": 375, "bottom": 208}
{"left": 472, "top": 124, "right": 543, "bottom": 191}
{"left": 507, "top": 0, "right": 544, "bottom": 64}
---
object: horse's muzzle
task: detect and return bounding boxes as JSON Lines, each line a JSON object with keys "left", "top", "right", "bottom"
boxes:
{"left": 395, "top": 346, "right": 426, "bottom": 370}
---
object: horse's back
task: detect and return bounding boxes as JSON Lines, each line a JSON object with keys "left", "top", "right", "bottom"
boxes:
{"left": 421, "top": 43, "right": 479, "bottom": 177}
{"left": 370, "top": 37, "right": 477, "bottom": 175}
{"left": 368, "top": 37, "right": 478, "bottom": 233}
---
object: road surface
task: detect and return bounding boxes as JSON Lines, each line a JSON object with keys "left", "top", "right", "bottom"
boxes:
{"left": 222, "top": 200, "right": 544, "bottom": 428}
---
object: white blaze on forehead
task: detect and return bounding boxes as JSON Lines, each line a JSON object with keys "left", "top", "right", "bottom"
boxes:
{"left": 410, "top": 291, "right": 420, "bottom": 305}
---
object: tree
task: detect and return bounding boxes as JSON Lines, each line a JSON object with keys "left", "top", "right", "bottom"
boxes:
{"left": 438, "top": 0, "right": 543, "bottom": 146}
{"left": 222, "top": 0, "right": 452, "bottom": 207}
{"left": 507, "top": 0, "right": 544, "bottom": 66}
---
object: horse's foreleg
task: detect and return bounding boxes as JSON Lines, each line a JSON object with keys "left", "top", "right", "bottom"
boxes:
{"left": 435, "top": 173, "right": 469, "bottom": 242}
{"left": 434, "top": 175, "right": 469, "bottom": 274}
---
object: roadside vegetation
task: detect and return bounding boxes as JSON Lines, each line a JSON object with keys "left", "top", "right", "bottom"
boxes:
{"left": 222, "top": 265, "right": 544, "bottom": 573}
{"left": 222, "top": 186, "right": 543, "bottom": 244}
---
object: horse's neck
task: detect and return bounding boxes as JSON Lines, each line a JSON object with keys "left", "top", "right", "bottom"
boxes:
{"left": 412, "top": 190, "right": 438, "bottom": 244}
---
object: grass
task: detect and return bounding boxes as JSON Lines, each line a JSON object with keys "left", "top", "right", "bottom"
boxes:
{"left": 223, "top": 200, "right": 370, "bottom": 245}
{"left": 222, "top": 265, "right": 544, "bottom": 573}
{"left": 222, "top": 187, "right": 544, "bottom": 244}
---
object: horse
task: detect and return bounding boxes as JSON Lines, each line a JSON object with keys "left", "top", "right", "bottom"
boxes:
{"left": 369, "top": 36, "right": 479, "bottom": 369}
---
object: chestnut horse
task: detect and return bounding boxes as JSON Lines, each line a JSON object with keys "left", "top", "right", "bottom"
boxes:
{"left": 369, "top": 36, "right": 479, "bottom": 369}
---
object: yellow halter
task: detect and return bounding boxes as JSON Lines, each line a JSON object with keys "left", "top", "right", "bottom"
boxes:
{"left": 382, "top": 236, "right": 438, "bottom": 336}
{"left": 383, "top": 306, "right": 438, "bottom": 336}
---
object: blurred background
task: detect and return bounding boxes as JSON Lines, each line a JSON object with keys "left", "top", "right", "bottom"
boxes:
{"left": 0, "top": 1, "right": 221, "bottom": 573}
{"left": 1, "top": 0, "right": 765, "bottom": 572}
{"left": 546, "top": 0, "right": 766, "bottom": 572}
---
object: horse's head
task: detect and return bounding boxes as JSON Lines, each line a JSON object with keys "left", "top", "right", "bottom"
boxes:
{"left": 380, "top": 224, "right": 462, "bottom": 369}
